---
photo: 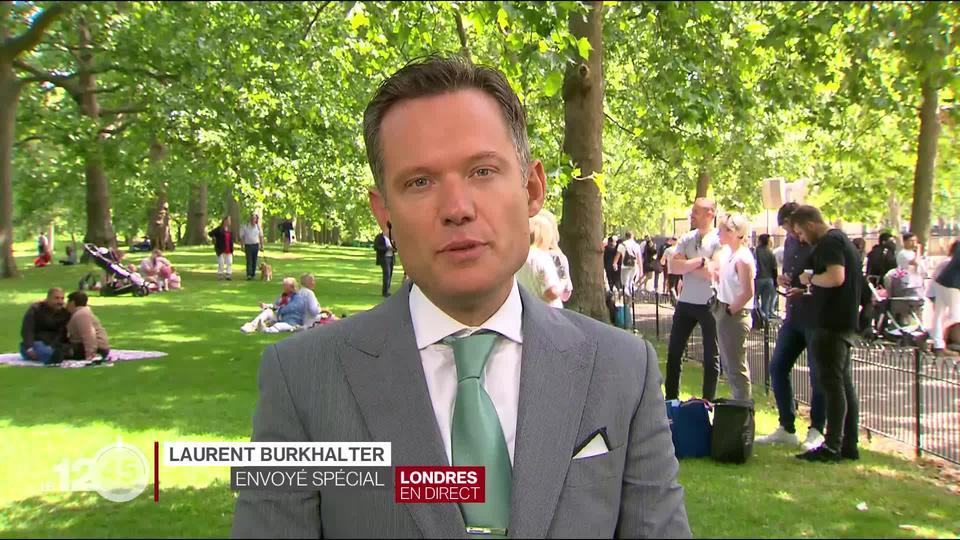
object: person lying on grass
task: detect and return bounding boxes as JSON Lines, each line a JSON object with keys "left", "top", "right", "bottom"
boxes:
{"left": 240, "top": 277, "right": 306, "bottom": 334}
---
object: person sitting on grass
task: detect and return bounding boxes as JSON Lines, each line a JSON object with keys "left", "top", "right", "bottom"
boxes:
{"left": 33, "top": 249, "right": 52, "bottom": 267}
{"left": 298, "top": 273, "right": 322, "bottom": 328}
{"left": 140, "top": 249, "right": 173, "bottom": 291}
{"left": 64, "top": 291, "right": 110, "bottom": 361}
{"left": 167, "top": 267, "right": 182, "bottom": 290}
{"left": 19, "top": 288, "right": 70, "bottom": 364}
{"left": 240, "top": 277, "right": 306, "bottom": 334}
{"left": 59, "top": 245, "right": 78, "bottom": 266}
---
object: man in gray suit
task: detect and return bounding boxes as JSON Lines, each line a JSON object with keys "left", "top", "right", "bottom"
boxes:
{"left": 232, "top": 55, "right": 690, "bottom": 539}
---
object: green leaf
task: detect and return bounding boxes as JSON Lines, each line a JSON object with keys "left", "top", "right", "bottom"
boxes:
{"left": 349, "top": 7, "right": 370, "bottom": 31}
{"left": 576, "top": 36, "right": 592, "bottom": 60}
{"left": 544, "top": 70, "right": 563, "bottom": 97}
{"left": 497, "top": 7, "right": 508, "bottom": 30}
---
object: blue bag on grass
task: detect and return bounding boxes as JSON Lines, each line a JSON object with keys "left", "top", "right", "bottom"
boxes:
{"left": 665, "top": 398, "right": 713, "bottom": 459}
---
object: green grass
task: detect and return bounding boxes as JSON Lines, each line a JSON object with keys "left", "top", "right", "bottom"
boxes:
{"left": 0, "top": 241, "right": 957, "bottom": 538}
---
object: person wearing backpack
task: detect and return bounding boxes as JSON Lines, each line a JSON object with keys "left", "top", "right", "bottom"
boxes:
{"left": 865, "top": 232, "right": 897, "bottom": 284}
{"left": 621, "top": 232, "right": 642, "bottom": 295}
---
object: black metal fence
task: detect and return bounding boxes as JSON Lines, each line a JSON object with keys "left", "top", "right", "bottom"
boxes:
{"left": 626, "top": 290, "right": 960, "bottom": 465}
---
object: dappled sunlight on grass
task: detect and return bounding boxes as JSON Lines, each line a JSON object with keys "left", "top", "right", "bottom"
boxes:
{"left": 772, "top": 490, "right": 795, "bottom": 502}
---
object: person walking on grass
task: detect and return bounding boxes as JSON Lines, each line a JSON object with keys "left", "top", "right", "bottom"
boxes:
{"left": 209, "top": 216, "right": 235, "bottom": 281}
{"left": 240, "top": 214, "right": 265, "bottom": 280}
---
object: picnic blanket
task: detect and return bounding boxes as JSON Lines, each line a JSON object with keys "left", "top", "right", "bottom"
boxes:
{"left": 0, "top": 349, "right": 167, "bottom": 368}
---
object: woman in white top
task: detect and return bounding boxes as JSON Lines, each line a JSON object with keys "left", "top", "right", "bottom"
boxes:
{"left": 711, "top": 213, "right": 757, "bottom": 401}
{"left": 538, "top": 210, "right": 573, "bottom": 304}
{"left": 516, "top": 212, "right": 566, "bottom": 307}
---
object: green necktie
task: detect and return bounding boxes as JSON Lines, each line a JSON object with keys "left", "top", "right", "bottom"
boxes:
{"left": 445, "top": 332, "right": 512, "bottom": 538}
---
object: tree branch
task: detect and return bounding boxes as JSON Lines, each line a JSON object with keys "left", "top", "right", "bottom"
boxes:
{"left": 604, "top": 111, "right": 673, "bottom": 166}
{"left": 92, "top": 84, "right": 124, "bottom": 94}
{"left": 454, "top": 10, "right": 470, "bottom": 60}
{"left": 87, "top": 64, "right": 177, "bottom": 82}
{"left": 0, "top": 2, "right": 71, "bottom": 62}
{"left": 15, "top": 134, "right": 51, "bottom": 147}
{"left": 13, "top": 60, "right": 80, "bottom": 93}
{"left": 100, "top": 105, "right": 147, "bottom": 116}
{"left": 302, "top": 1, "right": 331, "bottom": 41}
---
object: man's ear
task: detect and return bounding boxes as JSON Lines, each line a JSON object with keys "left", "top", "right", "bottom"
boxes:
{"left": 368, "top": 188, "right": 391, "bottom": 234}
{"left": 525, "top": 160, "right": 547, "bottom": 218}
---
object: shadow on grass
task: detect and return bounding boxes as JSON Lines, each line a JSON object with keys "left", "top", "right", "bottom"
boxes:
{"left": 648, "top": 341, "right": 959, "bottom": 538}
{"left": 0, "top": 484, "right": 235, "bottom": 538}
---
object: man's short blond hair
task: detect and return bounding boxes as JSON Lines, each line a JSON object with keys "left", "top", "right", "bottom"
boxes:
{"left": 694, "top": 197, "right": 717, "bottom": 214}
{"left": 299, "top": 273, "right": 315, "bottom": 286}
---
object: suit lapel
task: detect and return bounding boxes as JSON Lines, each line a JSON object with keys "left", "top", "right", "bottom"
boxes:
{"left": 340, "top": 285, "right": 466, "bottom": 538}
{"left": 508, "top": 289, "right": 597, "bottom": 538}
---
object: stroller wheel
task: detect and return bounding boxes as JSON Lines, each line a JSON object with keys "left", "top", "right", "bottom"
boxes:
{"left": 134, "top": 287, "right": 148, "bottom": 297}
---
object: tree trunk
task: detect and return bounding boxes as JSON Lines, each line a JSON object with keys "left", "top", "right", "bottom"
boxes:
{"left": 146, "top": 139, "right": 174, "bottom": 251}
{"left": 332, "top": 226, "right": 340, "bottom": 245}
{"left": 0, "top": 72, "right": 19, "bottom": 278}
{"left": 77, "top": 17, "right": 116, "bottom": 251}
{"left": 696, "top": 160, "right": 711, "bottom": 199}
{"left": 225, "top": 185, "right": 240, "bottom": 236}
{"left": 83, "top": 156, "right": 116, "bottom": 248}
{"left": 184, "top": 180, "right": 208, "bottom": 244}
{"left": 909, "top": 79, "right": 939, "bottom": 247}
{"left": 558, "top": 1, "right": 606, "bottom": 322}
{"left": 267, "top": 215, "right": 278, "bottom": 243}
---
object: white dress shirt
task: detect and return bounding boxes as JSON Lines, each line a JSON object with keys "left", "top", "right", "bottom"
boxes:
{"left": 409, "top": 281, "right": 523, "bottom": 466}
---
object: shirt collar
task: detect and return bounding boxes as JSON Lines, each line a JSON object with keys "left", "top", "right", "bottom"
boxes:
{"left": 409, "top": 279, "right": 523, "bottom": 350}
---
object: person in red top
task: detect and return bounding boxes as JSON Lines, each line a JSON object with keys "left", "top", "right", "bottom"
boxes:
{"left": 208, "top": 216, "right": 235, "bottom": 281}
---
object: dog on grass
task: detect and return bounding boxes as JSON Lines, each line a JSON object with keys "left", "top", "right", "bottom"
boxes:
{"left": 259, "top": 261, "right": 273, "bottom": 282}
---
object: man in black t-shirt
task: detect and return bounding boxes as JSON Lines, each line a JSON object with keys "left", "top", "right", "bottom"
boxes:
{"left": 603, "top": 236, "right": 619, "bottom": 292}
{"left": 792, "top": 205, "right": 862, "bottom": 462}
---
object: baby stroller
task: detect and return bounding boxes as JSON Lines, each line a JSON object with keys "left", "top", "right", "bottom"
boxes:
{"left": 865, "top": 271, "right": 928, "bottom": 346}
{"left": 83, "top": 243, "right": 153, "bottom": 297}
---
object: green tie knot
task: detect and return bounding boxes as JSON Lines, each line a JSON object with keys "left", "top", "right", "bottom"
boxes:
{"left": 444, "top": 332, "right": 497, "bottom": 382}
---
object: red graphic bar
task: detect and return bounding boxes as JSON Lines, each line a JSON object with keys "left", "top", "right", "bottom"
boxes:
{"left": 154, "top": 441, "right": 159, "bottom": 502}
{"left": 395, "top": 466, "right": 484, "bottom": 503}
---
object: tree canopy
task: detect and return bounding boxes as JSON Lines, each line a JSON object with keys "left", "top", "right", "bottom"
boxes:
{"left": 2, "top": 1, "right": 958, "bottom": 280}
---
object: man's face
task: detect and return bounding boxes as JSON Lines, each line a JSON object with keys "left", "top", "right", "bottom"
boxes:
{"left": 794, "top": 223, "right": 821, "bottom": 245}
{"left": 301, "top": 277, "right": 315, "bottom": 290}
{"left": 46, "top": 290, "right": 64, "bottom": 310}
{"left": 369, "top": 89, "right": 545, "bottom": 306}
{"left": 690, "top": 203, "right": 714, "bottom": 229}
{"left": 782, "top": 220, "right": 795, "bottom": 237}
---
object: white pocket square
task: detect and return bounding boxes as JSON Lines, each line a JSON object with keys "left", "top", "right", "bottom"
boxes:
{"left": 572, "top": 429, "right": 610, "bottom": 459}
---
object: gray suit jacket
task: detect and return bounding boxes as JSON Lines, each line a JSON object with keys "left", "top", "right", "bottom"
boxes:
{"left": 231, "top": 284, "right": 690, "bottom": 539}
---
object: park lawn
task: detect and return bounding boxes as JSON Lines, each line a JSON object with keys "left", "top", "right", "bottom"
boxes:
{"left": 0, "top": 242, "right": 957, "bottom": 538}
